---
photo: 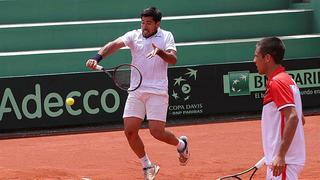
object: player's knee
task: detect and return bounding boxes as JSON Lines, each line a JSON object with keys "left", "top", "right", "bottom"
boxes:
{"left": 124, "top": 129, "right": 138, "bottom": 140}
{"left": 149, "top": 128, "right": 164, "bottom": 140}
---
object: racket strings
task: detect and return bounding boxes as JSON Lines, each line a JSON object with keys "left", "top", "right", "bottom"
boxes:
{"left": 114, "top": 68, "right": 131, "bottom": 90}
{"left": 113, "top": 65, "right": 142, "bottom": 91}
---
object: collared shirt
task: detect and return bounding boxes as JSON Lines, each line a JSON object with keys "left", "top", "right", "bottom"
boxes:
{"left": 262, "top": 66, "right": 305, "bottom": 165}
{"left": 120, "top": 28, "right": 176, "bottom": 94}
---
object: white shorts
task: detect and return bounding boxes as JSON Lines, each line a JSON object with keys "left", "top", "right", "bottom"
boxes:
{"left": 266, "top": 164, "right": 304, "bottom": 180}
{"left": 123, "top": 90, "right": 169, "bottom": 122}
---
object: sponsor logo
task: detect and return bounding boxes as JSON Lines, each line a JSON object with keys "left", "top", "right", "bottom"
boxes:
{"left": 169, "top": 68, "right": 203, "bottom": 116}
{"left": 171, "top": 68, "right": 197, "bottom": 101}
{"left": 228, "top": 71, "right": 250, "bottom": 96}
{"left": 223, "top": 68, "right": 320, "bottom": 97}
{"left": 0, "top": 83, "right": 121, "bottom": 121}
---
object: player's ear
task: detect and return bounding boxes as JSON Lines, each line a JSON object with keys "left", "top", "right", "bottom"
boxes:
{"left": 265, "top": 54, "right": 273, "bottom": 63}
{"left": 156, "top": 21, "right": 160, "bottom": 28}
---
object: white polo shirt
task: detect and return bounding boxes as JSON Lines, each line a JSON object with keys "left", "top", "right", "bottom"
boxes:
{"left": 262, "top": 66, "right": 305, "bottom": 165}
{"left": 120, "top": 28, "right": 176, "bottom": 94}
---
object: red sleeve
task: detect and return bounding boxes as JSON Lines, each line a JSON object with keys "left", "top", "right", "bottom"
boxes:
{"left": 269, "top": 79, "right": 295, "bottom": 109}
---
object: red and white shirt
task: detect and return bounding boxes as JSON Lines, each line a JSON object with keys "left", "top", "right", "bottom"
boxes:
{"left": 262, "top": 66, "right": 305, "bottom": 165}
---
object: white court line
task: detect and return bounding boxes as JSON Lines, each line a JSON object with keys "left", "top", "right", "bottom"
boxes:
{"left": 0, "top": 9, "right": 311, "bottom": 29}
{"left": 0, "top": 34, "right": 319, "bottom": 57}
{"left": 163, "top": 9, "right": 311, "bottom": 20}
{"left": 0, "top": 47, "right": 101, "bottom": 56}
{"left": 178, "top": 34, "right": 320, "bottom": 46}
{"left": 81, "top": 178, "right": 91, "bottom": 180}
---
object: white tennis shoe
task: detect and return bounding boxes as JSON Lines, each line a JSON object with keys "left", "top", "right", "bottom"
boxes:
{"left": 143, "top": 164, "right": 160, "bottom": 180}
{"left": 178, "top": 136, "right": 190, "bottom": 166}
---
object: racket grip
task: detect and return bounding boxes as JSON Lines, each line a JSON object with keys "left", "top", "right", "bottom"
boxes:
{"left": 255, "top": 157, "right": 265, "bottom": 169}
{"left": 95, "top": 65, "right": 104, "bottom": 71}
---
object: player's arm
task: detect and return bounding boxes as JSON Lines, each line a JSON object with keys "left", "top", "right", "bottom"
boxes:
{"left": 86, "top": 38, "right": 126, "bottom": 70}
{"left": 98, "top": 37, "right": 126, "bottom": 58}
{"left": 147, "top": 43, "right": 177, "bottom": 65}
{"left": 271, "top": 106, "right": 299, "bottom": 176}
{"left": 157, "top": 49, "right": 177, "bottom": 65}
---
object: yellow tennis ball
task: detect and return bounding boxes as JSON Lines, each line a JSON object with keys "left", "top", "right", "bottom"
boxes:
{"left": 66, "top": 97, "right": 75, "bottom": 106}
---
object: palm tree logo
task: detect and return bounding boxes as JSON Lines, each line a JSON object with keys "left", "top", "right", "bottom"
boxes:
{"left": 172, "top": 68, "right": 197, "bottom": 101}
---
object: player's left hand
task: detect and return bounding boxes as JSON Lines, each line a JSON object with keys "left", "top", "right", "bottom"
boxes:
{"left": 146, "top": 43, "right": 159, "bottom": 59}
{"left": 271, "top": 155, "right": 285, "bottom": 177}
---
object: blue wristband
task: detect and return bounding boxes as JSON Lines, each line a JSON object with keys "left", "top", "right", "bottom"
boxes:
{"left": 92, "top": 54, "right": 103, "bottom": 63}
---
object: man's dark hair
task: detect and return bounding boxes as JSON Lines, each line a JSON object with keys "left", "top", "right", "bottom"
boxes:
{"left": 256, "top": 37, "right": 285, "bottom": 64}
{"left": 140, "top": 7, "right": 162, "bottom": 22}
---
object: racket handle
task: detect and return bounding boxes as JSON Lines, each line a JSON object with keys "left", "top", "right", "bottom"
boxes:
{"left": 95, "top": 65, "right": 104, "bottom": 71}
{"left": 255, "top": 157, "right": 265, "bottom": 169}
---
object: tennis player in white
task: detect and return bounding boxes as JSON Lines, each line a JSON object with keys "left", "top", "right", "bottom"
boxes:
{"left": 86, "top": 7, "right": 189, "bottom": 180}
{"left": 254, "top": 37, "right": 305, "bottom": 180}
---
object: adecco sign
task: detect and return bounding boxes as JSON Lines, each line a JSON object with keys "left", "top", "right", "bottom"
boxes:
{"left": 0, "top": 84, "right": 120, "bottom": 120}
{"left": 0, "top": 72, "right": 127, "bottom": 131}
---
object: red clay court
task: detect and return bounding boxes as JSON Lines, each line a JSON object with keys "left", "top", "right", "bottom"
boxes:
{"left": 0, "top": 115, "right": 318, "bottom": 180}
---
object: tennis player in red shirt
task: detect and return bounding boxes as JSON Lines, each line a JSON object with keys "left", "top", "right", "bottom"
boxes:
{"left": 254, "top": 37, "right": 306, "bottom": 180}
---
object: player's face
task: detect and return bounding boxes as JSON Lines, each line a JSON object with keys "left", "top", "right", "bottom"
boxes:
{"left": 141, "top": 16, "right": 160, "bottom": 38}
{"left": 253, "top": 47, "right": 267, "bottom": 75}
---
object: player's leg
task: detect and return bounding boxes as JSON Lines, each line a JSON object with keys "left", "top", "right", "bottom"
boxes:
{"left": 286, "top": 165, "right": 304, "bottom": 180}
{"left": 123, "top": 91, "right": 147, "bottom": 159}
{"left": 148, "top": 120, "right": 179, "bottom": 145}
{"left": 148, "top": 120, "right": 190, "bottom": 165}
{"left": 123, "top": 117, "right": 145, "bottom": 158}
{"left": 123, "top": 91, "right": 159, "bottom": 179}
{"left": 146, "top": 93, "right": 178, "bottom": 145}
{"left": 124, "top": 117, "right": 160, "bottom": 179}
{"left": 146, "top": 93, "right": 190, "bottom": 165}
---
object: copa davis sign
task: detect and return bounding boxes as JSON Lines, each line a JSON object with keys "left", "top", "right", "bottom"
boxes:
{"left": 167, "top": 66, "right": 213, "bottom": 117}
{"left": 0, "top": 72, "right": 126, "bottom": 131}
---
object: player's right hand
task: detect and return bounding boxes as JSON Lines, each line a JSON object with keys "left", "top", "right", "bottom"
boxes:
{"left": 146, "top": 43, "right": 159, "bottom": 59}
{"left": 86, "top": 59, "right": 98, "bottom": 70}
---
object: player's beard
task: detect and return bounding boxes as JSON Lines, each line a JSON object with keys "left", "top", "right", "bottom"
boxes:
{"left": 142, "top": 28, "right": 157, "bottom": 38}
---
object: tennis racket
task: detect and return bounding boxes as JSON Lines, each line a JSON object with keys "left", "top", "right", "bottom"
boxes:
{"left": 95, "top": 64, "right": 142, "bottom": 92}
{"left": 217, "top": 157, "right": 265, "bottom": 180}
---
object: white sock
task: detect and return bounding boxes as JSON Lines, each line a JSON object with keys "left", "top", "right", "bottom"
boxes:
{"left": 140, "top": 154, "right": 152, "bottom": 168}
{"left": 177, "top": 139, "right": 185, "bottom": 151}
